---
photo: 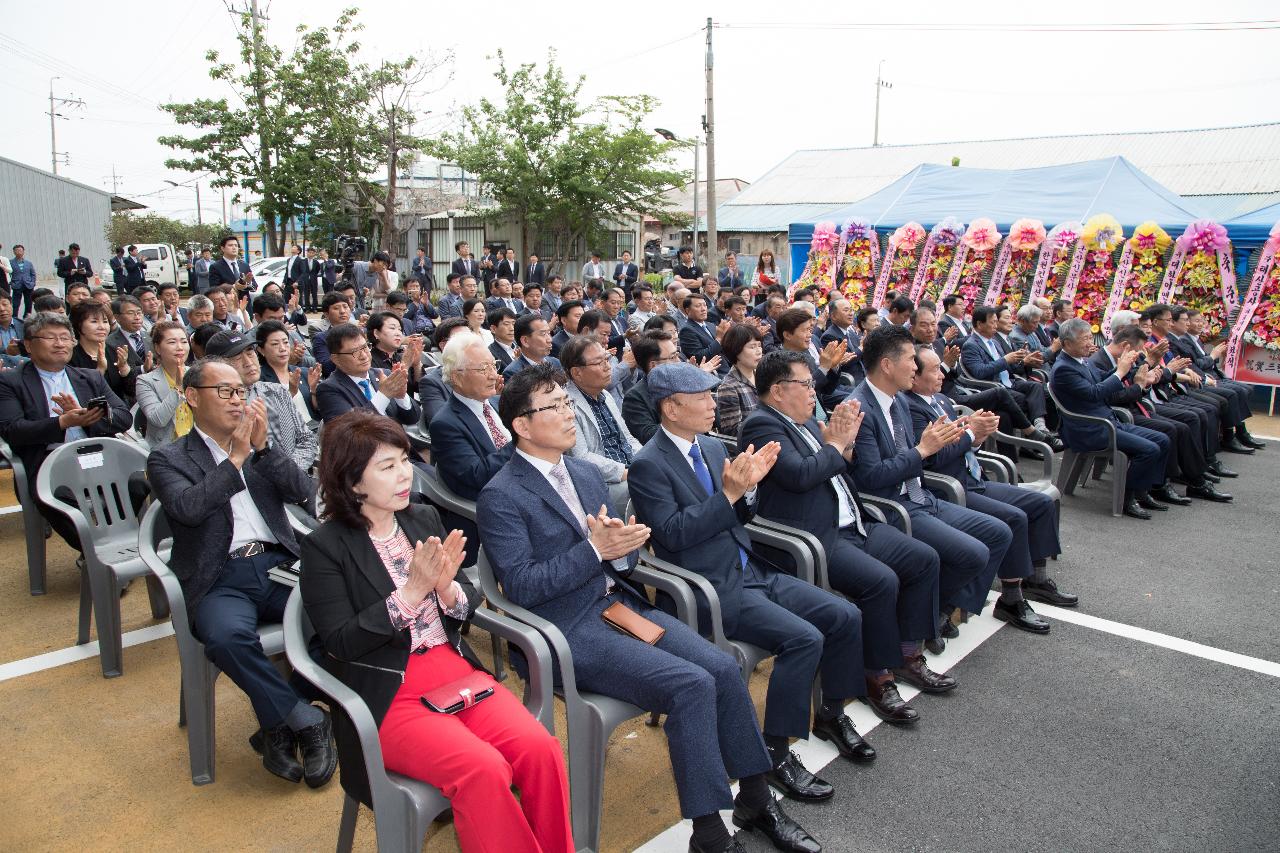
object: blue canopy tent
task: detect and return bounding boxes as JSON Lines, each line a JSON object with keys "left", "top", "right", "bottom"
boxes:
{"left": 1224, "top": 201, "right": 1280, "bottom": 246}
{"left": 787, "top": 157, "right": 1208, "bottom": 282}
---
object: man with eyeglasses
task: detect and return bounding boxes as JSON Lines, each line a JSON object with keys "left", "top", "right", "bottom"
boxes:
{"left": 561, "top": 335, "right": 642, "bottom": 516}
{"left": 146, "top": 357, "right": 335, "bottom": 788}
{"left": 108, "top": 295, "right": 151, "bottom": 381}
{"left": 314, "top": 323, "right": 420, "bottom": 427}
{"left": 0, "top": 312, "right": 133, "bottom": 554}
{"left": 621, "top": 330, "right": 682, "bottom": 444}
{"left": 741, "top": 350, "right": 947, "bottom": 728}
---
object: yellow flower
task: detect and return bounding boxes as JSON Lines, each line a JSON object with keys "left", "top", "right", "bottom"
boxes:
{"left": 1083, "top": 214, "right": 1124, "bottom": 252}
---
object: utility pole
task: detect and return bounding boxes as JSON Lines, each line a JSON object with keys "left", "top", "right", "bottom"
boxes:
{"left": 103, "top": 165, "right": 123, "bottom": 194}
{"left": 703, "top": 17, "right": 717, "bottom": 269}
{"left": 873, "top": 60, "right": 892, "bottom": 147}
{"left": 221, "top": 186, "right": 228, "bottom": 226}
{"left": 691, "top": 135, "right": 700, "bottom": 260}
{"left": 47, "top": 77, "right": 84, "bottom": 175}
{"left": 248, "top": 0, "right": 276, "bottom": 253}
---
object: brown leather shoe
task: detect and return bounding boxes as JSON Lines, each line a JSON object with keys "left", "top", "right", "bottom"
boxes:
{"left": 861, "top": 677, "right": 919, "bottom": 726}
{"left": 892, "top": 655, "right": 958, "bottom": 694}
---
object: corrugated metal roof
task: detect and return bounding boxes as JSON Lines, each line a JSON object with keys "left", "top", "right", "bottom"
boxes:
{"left": 724, "top": 123, "right": 1280, "bottom": 213}
{"left": 1184, "top": 191, "right": 1280, "bottom": 222}
{"left": 704, "top": 202, "right": 841, "bottom": 232}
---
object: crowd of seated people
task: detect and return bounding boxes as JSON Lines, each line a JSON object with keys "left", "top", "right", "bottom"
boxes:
{"left": 0, "top": 251, "right": 1266, "bottom": 853}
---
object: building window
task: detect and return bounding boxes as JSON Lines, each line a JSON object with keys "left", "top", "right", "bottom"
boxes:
{"left": 393, "top": 230, "right": 408, "bottom": 260}
{"left": 727, "top": 237, "right": 742, "bottom": 255}
{"left": 613, "top": 231, "right": 636, "bottom": 260}
{"left": 417, "top": 229, "right": 430, "bottom": 255}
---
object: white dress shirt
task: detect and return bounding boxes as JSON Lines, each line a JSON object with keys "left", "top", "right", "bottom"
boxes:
{"left": 194, "top": 426, "right": 278, "bottom": 552}
{"left": 457, "top": 393, "right": 511, "bottom": 445}
{"left": 867, "top": 382, "right": 921, "bottom": 497}
{"left": 660, "top": 426, "right": 756, "bottom": 504}
{"left": 346, "top": 371, "right": 410, "bottom": 413}
{"left": 763, "top": 408, "right": 861, "bottom": 532}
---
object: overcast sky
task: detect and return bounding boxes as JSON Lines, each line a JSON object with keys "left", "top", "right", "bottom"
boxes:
{"left": 2, "top": 0, "right": 1276, "bottom": 222}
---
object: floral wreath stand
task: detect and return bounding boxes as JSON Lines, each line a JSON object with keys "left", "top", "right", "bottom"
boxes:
{"left": 831, "top": 219, "right": 881, "bottom": 312}
{"left": 909, "top": 218, "right": 965, "bottom": 305}
{"left": 871, "top": 222, "right": 925, "bottom": 309}
{"left": 1100, "top": 222, "right": 1173, "bottom": 339}
{"left": 983, "top": 218, "right": 1046, "bottom": 311}
{"left": 1157, "top": 220, "right": 1238, "bottom": 338}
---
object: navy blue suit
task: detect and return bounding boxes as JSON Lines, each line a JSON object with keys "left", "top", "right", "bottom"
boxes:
{"left": 678, "top": 319, "right": 723, "bottom": 366}
{"left": 315, "top": 369, "right": 421, "bottom": 426}
{"left": 1049, "top": 356, "right": 1169, "bottom": 494}
{"left": 207, "top": 257, "right": 251, "bottom": 289}
{"left": 960, "top": 332, "right": 1048, "bottom": 422}
{"left": 501, "top": 354, "right": 562, "bottom": 383}
{"left": 629, "top": 430, "right": 865, "bottom": 738}
{"left": 820, "top": 324, "right": 866, "bottom": 387}
{"left": 1167, "top": 333, "right": 1252, "bottom": 425}
{"left": 478, "top": 452, "right": 771, "bottom": 818}
{"left": 427, "top": 393, "right": 514, "bottom": 564}
{"left": 109, "top": 255, "right": 129, "bottom": 290}
{"left": 850, "top": 381, "right": 1012, "bottom": 615}
{"left": 739, "top": 406, "right": 941, "bottom": 666}
{"left": 907, "top": 393, "right": 1060, "bottom": 591}
{"left": 416, "top": 365, "right": 453, "bottom": 426}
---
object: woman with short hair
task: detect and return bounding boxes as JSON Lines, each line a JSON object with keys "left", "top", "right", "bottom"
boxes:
{"left": 714, "top": 322, "right": 764, "bottom": 436}
{"left": 134, "top": 321, "right": 192, "bottom": 447}
{"left": 300, "top": 411, "right": 573, "bottom": 853}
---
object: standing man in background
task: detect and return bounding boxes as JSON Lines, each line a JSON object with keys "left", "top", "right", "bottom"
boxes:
{"left": 192, "top": 247, "right": 213, "bottom": 295}
{"left": 613, "top": 250, "right": 638, "bottom": 300}
{"left": 9, "top": 246, "right": 35, "bottom": 317}
{"left": 124, "top": 245, "right": 148, "bottom": 294}
{"left": 411, "top": 246, "right": 434, "bottom": 296}
{"left": 109, "top": 247, "right": 129, "bottom": 293}
{"left": 56, "top": 243, "right": 93, "bottom": 289}
{"left": 208, "top": 236, "right": 252, "bottom": 289}
{"left": 525, "top": 253, "right": 544, "bottom": 286}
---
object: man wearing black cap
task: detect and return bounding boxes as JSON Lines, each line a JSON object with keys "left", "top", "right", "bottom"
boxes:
{"left": 205, "top": 330, "right": 318, "bottom": 474}
{"left": 629, "top": 362, "right": 875, "bottom": 806}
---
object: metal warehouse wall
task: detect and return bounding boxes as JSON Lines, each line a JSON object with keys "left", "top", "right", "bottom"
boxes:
{"left": 0, "top": 156, "right": 111, "bottom": 287}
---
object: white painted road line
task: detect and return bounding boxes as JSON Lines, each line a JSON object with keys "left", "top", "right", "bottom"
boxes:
{"left": 1033, "top": 603, "right": 1280, "bottom": 678}
{"left": 0, "top": 505, "right": 23, "bottom": 516}
{"left": 634, "top": 610, "right": 1008, "bottom": 853}
{"left": 0, "top": 622, "right": 174, "bottom": 682}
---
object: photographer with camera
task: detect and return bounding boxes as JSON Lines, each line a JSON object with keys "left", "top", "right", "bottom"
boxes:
{"left": 351, "top": 250, "right": 396, "bottom": 313}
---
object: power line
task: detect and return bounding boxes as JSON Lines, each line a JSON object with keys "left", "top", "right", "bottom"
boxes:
{"left": 717, "top": 19, "right": 1280, "bottom": 33}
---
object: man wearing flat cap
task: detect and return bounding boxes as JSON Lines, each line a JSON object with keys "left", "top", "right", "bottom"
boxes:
{"left": 628, "top": 362, "right": 876, "bottom": 806}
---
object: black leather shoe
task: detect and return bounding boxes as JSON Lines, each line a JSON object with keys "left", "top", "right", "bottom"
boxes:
{"left": 1238, "top": 428, "right": 1265, "bottom": 449}
{"left": 1222, "top": 437, "right": 1255, "bottom": 454}
{"left": 295, "top": 708, "right": 338, "bottom": 788}
{"left": 1022, "top": 577, "right": 1079, "bottom": 607}
{"left": 862, "top": 678, "right": 920, "bottom": 726}
{"left": 1020, "top": 447, "right": 1046, "bottom": 461}
{"left": 993, "top": 598, "right": 1051, "bottom": 634}
{"left": 1150, "top": 484, "right": 1192, "bottom": 506}
{"left": 732, "top": 795, "right": 821, "bottom": 853}
{"left": 1033, "top": 431, "right": 1065, "bottom": 452}
{"left": 255, "top": 723, "right": 303, "bottom": 783}
{"left": 1207, "top": 459, "right": 1237, "bottom": 478}
{"left": 893, "top": 654, "right": 957, "bottom": 694}
{"left": 1188, "top": 483, "right": 1233, "bottom": 503}
{"left": 812, "top": 714, "right": 876, "bottom": 763}
{"left": 766, "top": 751, "right": 834, "bottom": 802}
{"left": 939, "top": 614, "right": 959, "bottom": 639}
{"left": 924, "top": 636, "right": 946, "bottom": 655}
{"left": 689, "top": 837, "right": 747, "bottom": 853}
{"left": 1123, "top": 498, "right": 1152, "bottom": 520}
{"left": 1136, "top": 493, "right": 1168, "bottom": 511}
{"left": 1202, "top": 470, "right": 1222, "bottom": 483}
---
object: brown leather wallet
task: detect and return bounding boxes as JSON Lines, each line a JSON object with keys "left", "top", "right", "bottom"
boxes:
{"left": 601, "top": 601, "right": 665, "bottom": 645}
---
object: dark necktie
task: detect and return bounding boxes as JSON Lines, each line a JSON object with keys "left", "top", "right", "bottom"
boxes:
{"left": 688, "top": 441, "right": 747, "bottom": 572}
{"left": 889, "top": 405, "right": 930, "bottom": 503}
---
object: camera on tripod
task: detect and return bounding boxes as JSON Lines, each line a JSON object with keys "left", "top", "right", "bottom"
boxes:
{"left": 336, "top": 235, "right": 367, "bottom": 281}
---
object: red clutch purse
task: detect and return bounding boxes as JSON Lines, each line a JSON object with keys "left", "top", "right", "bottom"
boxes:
{"left": 419, "top": 672, "right": 495, "bottom": 714}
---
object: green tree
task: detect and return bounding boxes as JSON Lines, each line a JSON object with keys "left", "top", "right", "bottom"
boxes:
{"left": 106, "top": 213, "right": 228, "bottom": 252}
{"left": 429, "top": 51, "right": 688, "bottom": 271}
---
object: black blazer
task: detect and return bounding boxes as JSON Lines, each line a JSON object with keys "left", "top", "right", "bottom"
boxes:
{"left": 207, "top": 257, "right": 251, "bottom": 289}
{"left": 495, "top": 259, "right": 520, "bottom": 281}
{"left": 146, "top": 429, "right": 315, "bottom": 616}
{"left": 69, "top": 344, "right": 138, "bottom": 402}
{"left": 300, "top": 503, "right": 484, "bottom": 806}
{"left": 316, "top": 369, "right": 421, "bottom": 426}
{"left": 451, "top": 257, "right": 479, "bottom": 280}
{"left": 524, "top": 262, "right": 545, "bottom": 285}
{"left": 0, "top": 362, "right": 132, "bottom": 494}
{"left": 56, "top": 255, "right": 93, "bottom": 284}
{"left": 488, "top": 340, "right": 514, "bottom": 372}
{"left": 819, "top": 324, "right": 866, "bottom": 386}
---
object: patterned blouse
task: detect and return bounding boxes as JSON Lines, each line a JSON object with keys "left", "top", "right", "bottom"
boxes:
{"left": 372, "top": 527, "right": 470, "bottom": 652}
{"left": 715, "top": 367, "right": 759, "bottom": 437}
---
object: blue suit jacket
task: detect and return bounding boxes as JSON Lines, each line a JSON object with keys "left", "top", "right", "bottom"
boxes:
{"left": 501, "top": 354, "right": 562, "bottom": 382}
{"left": 960, "top": 333, "right": 1015, "bottom": 383}
{"left": 1048, "top": 356, "right": 1124, "bottom": 450}
{"left": 678, "top": 320, "right": 722, "bottom": 364}
{"left": 905, "top": 392, "right": 980, "bottom": 489}
{"left": 628, "top": 430, "right": 766, "bottom": 633}
{"left": 849, "top": 380, "right": 931, "bottom": 503}
{"left": 427, "top": 393, "right": 513, "bottom": 501}
{"left": 738, "top": 404, "right": 871, "bottom": 554}
{"left": 315, "top": 369, "right": 421, "bottom": 426}
{"left": 477, "top": 453, "right": 639, "bottom": 633}
{"left": 820, "top": 324, "right": 866, "bottom": 386}
{"left": 416, "top": 366, "right": 453, "bottom": 426}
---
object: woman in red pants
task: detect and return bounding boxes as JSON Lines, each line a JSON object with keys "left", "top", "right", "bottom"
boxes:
{"left": 301, "top": 410, "right": 573, "bottom": 852}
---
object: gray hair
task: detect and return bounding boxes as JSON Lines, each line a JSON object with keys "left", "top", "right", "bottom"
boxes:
{"left": 1016, "top": 304, "right": 1042, "bottom": 323}
{"left": 188, "top": 294, "right": 214, "bottom": 312}
{"left": 440, "top": 331, "right": 488, "bottom": 385}
{"left": 181, "top": 356, "right": 232, "bottom": 391}
{"left": 1109, "top": 310, "right": 1139, "bottom": 333}
{"left": 23, "top": 311, "right": 74, "bottom": 338}
{"left": 1057, "top": 318, "right": 1092, "bottom": 344}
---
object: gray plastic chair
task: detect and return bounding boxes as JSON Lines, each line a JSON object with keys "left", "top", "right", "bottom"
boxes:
{"left": 857, "top": 491, "right": 913, "bottom": 536}
{"left": 922, "top": 471, "right": 967, "bottom": 507}
{"left": 34, "top": 437, "right": 168, "bottom": 677}
{"left": 138, "top": 501, "right": 315, "bottom": 784}
{"left": 475, "top": 548, "right": 697, "bottom": 853}
{"left": 282, "top": 586, "right": 555, "bottom": 853}
{"left": 0, "top": 438, "right": 49, "bottom": 595}
{"left": 1046, "top": 385, "right": 1128, "bottom": 517}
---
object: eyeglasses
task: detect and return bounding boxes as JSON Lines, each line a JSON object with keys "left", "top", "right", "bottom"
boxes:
{"left": 334, "top": 343, "right": 371, "bottom": 356}
{"left": 192, "top": 384, "right": 250, "bottom": 399}
{"left": 652, "top": 353, "right": 682, "bottom": 364}
{"left": 28, "top": 335, "right": 76, "bottom": 345}
{"left": 778, "top": 378, "right": 816, "bottom": 390}
{"left": 517, "top": 398, "right": 573, "bottom": 418}
{"left": 458, "top": 361, "right": 500, "bottom": 374}
{"left": 582, "top": 356, "right": 612, "bottom": 369}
